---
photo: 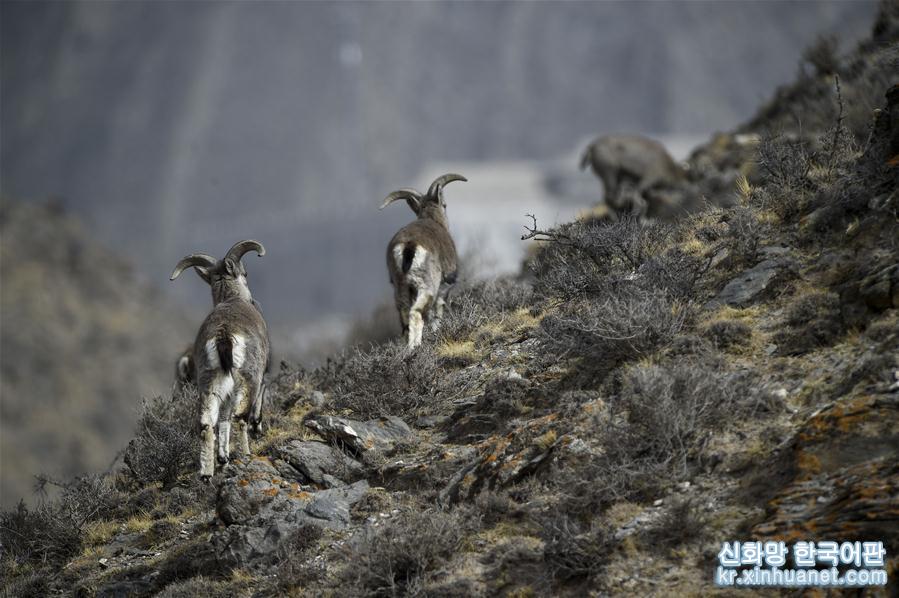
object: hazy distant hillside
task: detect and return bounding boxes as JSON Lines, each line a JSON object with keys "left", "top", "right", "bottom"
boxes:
{"left": 2, "top": 3, "right": 895, "bottom": 593}
{"left": 0, "top": 1, "right": 877, "bottom": 338}
{"left": 0, "top": 200, "right": 192, "bottom": 507}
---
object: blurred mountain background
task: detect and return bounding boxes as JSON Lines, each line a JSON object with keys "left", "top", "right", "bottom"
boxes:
{"left": 0, "top": 1, "right": 878, "bottom": 506}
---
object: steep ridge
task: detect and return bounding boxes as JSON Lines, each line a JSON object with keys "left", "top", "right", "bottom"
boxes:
{"left": 1, "top": 4, "right": 896, "bottom": 596}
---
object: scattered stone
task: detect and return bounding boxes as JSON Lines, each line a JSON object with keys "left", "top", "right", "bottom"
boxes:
{"left": 304, "top": 415, "right": 413, "bottom": 455}
{"left": 414, "top": 414, "right": 449, "bottom": 429}
{"left": 504, "top": 368, "right": 524, "bottom": 381}
{"left": 711, "top": 257, "right": 798, "bottom": 307}
{"left": 309, "top": 390, "right": 327, "bottom": 408}
{"left": 275, "top": 440, "right": 364, "bottom": 488}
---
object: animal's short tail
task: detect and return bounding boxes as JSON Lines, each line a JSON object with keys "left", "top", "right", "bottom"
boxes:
{"left": 401, "top": 243, "right": 416, "bottom": 274}
{"left": 216, "top": 330, "right": 234, "bottom": 373}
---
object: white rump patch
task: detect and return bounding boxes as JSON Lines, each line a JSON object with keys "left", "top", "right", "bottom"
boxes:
{"left": 204, "top": 338, "right": 220, "bottom": 369}
{"left": 204, "top": 334, "right": 247, "bottom": 371}
{"left": 231, "top": 334, "right": 247, "bottom": 369}
{"left": 392, "top": 243, "right": 406, "bottom": 272}
{"left": 410, "top": 247, "right": 428, "bottom": 271}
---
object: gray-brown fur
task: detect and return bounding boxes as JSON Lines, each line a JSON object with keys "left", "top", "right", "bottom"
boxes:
{"left": 380, "top": 173, "right": 466, "bottom": 349}
{"left": 170, "top": 239, "right": 269, "bottom": 480}
{"left": 580, "top": 135, "right": 686, "bottom": 218}
{"left": 172, "top": 344, "right": 195, "bottom": 397}
{"left": 171, "top": 298, "right": 271, "bottom": 436}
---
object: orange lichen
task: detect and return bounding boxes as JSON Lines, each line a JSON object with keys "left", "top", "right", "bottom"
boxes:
{"left": 796, "top": 451, "right": 821, "bottom": 473}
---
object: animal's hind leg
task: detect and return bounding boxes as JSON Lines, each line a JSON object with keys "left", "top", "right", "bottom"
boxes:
{"left": 232, "top": 381, "right": 251, "bottom": 458}
{"left": 430, "top": 283, "right": 451, "bottom": 332}
{"left": 249, "top": 382, "right": 266, "bottom": 439}
{"left": 217, "top": 393, "right": 234, "bottom": 465}
{"left": 394, "top": 283, "right": 410, "bottom": 336}
{"left": 198, "top": 386, "right": 222, "bottom": 479}
{"left": 407, "top": 290, "right": 433, "bottom": 349}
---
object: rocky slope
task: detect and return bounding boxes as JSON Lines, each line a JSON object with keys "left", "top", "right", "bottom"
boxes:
{"left": 1, "top": 4, "right": 897, "bottom": 597}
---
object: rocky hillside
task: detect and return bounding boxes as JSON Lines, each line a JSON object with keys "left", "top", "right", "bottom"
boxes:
{"left": 0, "top": 200, "right": 192, "bottom": 507}
{"left": 1, "top": 4, "right": 897, "bottom": 596}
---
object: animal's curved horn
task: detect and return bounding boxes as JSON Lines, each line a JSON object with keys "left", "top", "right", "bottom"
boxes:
{"left": 379, "top": 188, "right": 422, "bottom": 210}
{"left": 170, "top": 254, "right": 217, "bottom": 280}
{"left": 579, "top": 144, "right": 593, "bottom": 170}
{"left": 426, "top": 173, "right": 467, "bottom": 199}
{"left": 224, "top": 240, "right": 265, "bottom": 263}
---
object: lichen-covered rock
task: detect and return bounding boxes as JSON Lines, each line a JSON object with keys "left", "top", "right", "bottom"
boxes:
{"left": 211, "top": 457, "right": 370, "bottom": 569}
{"left": 275, "top": 440, "right": 364, "bottom": 488}
{"left": 215, "top": 457, "right": 369, "bottom": 531}
{"left": 754, "top": 394, "right": 899, "bottom": 548}
{"left": 304, "top": 415, "right": 412, "bottom": 455}
{"left": 379, "top": 444, "right": 478, "bottom": 491}
{"left": 440, "top": 414, "right": 561, "bottom": 504}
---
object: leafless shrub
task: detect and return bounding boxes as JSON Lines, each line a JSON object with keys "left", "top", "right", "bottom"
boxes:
{"left": 551, "top": 358, "right": 771, "bottom": 513}
{"left": 773, "top": 291, "right": 844, "bottom": 355}
{"left": 726, "top": 206, "right": 761, "bottom": 266}
{"left": 526, "top": 216, "right": 675, "bottom": 301}
{"left": 0, "top": 563, "right": 50, "bottom": 598}
{"left": 539, "top": 289, "right": 692, "bottom": 384}
{"left": 340, "top": 507, "right": 479, "bottom": 597}
{"left": 802, "top": 34, "right": 840, "bottom": 77}
{"left": 440, "top": 277, "right": 533, "bottom": 342}
{"left": 703, "top": 319, "right": 752, "bottom": 351}
{"left": 539, "top": 515, "right": 614, "bottom": 582}
{"left": 474, "top": 490, "right": 519, "bottom": 528}
{"left": 0, "top": 500, "right": 82, "bottom": 565}
{"left": 271, "top": 524, "right": 326, "bottom": 591}
{"left": 640, "top": 497, "right": 707, "bottom": 549}
{"left": 616, "top": 362, "right": 764, "bottom": 473}
{"left": 123, "top": 392, "right": 200, "bottom": 488}
{"left": 755, "top": 133, "right": 814, "bottom": 219}
{"left": 313, "top": 342, "right": 440, "bottom": 419}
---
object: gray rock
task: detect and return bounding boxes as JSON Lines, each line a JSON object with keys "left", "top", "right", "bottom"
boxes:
{"left": 304, "top": 415, "right": 413, "bottom": 455}
{"left": 215, "top": 458, "right": 369, "bottom": 529}
{"left": 309, "top": 390, "right": 327, "bottom": 408}
{"left": 275, "top": 440, "right": 364, "bottom": 488}
{"left": 213, "top": 520, "right": 292, "bottom": 569}
{"left": 216, "top": 458, "right": 281, "bottom": 526}
{"left": 712, "top": 257, "right": 797, "bottom": 307}
{"left": 302, "top": 481, "right": 370, "bottom": 527}
{"left": 414, "top": 414, "right": 449, "bottom": 429}
{"left": 212, "top": 458, "right": 370, "bottom": 568}
{"left": 271, "top": 457, "right": 308, "bottom": 483}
